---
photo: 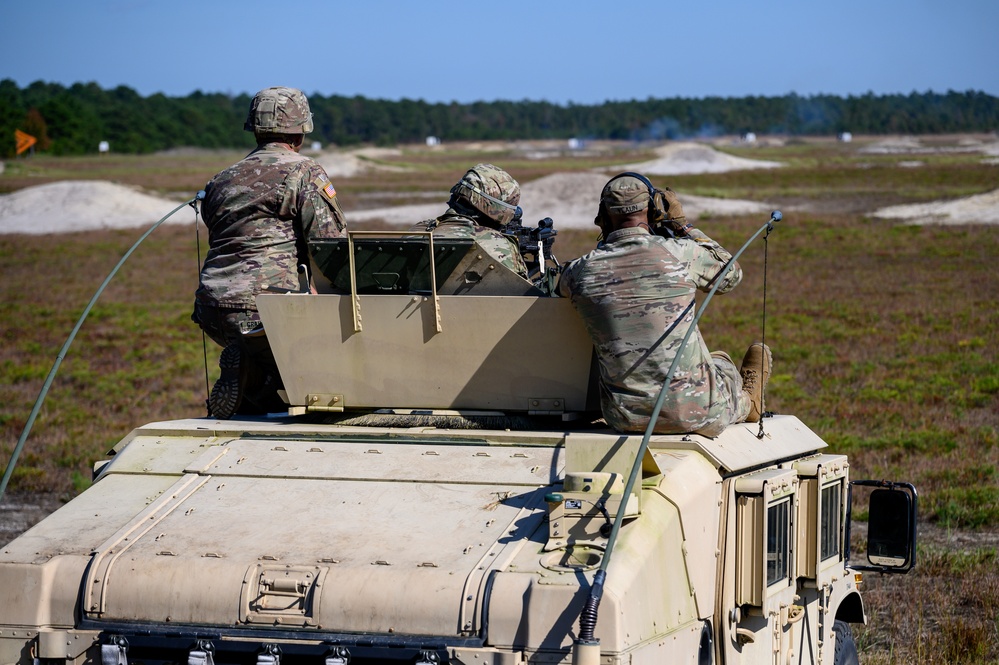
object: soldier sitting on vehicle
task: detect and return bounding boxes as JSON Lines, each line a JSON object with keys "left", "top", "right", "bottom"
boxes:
{"left": 192, "top": 86, "right": 347, "bottom": 419}
{"left": 410, "top": 164, "right": 531, "bottom": 282}
{"left": 557, "top": 172, "right": 772, "bottom": 437}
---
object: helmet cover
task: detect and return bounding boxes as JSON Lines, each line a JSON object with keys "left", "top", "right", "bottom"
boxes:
{"left": 244, "top": 87, "right": 314, "bottom": 135}
{"left": 451, "top": 163, "right": 522, "bottom": 225}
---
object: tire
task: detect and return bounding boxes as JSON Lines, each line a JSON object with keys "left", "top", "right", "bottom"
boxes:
{"left": 697, "top": 620, "right": 713, "bottom": 665}
{"left": 833, "top": 620, "right": 860, "bottom": 665}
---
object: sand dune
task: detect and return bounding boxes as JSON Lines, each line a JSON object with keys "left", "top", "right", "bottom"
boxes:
{"left": 611, "top": 141, "right": 783, "bottom": 175}
{"left": 348, "top": 171, "right": 775, "bottom": 230}
{"left": 871, "top": 188, "right": 999, "bottom": 225}
{"left": 3, "top": 176, "right": 996, "bottom": 236}
{"left": 0, "top": 181, "right": 196, "bottom": 235}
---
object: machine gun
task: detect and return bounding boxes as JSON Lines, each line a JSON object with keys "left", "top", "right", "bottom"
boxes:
{"left": 501, "top": 217, "right": 559, "bottom": 286}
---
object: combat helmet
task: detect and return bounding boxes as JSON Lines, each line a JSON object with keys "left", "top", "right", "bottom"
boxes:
{"left": 449, "top": 164, "right": 522, "bottom": 226}
{"left": 244, "top": 87, "right": 314, "bottom": 135}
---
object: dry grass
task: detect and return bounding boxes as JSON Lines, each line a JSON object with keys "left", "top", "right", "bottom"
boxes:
{"left": 1, "top": 136, "right": 997, "bottom": 662}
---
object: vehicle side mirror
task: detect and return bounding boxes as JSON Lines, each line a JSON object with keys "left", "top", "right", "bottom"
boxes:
{"left": 846, "top": 481, "right": 917, "bottom": 573}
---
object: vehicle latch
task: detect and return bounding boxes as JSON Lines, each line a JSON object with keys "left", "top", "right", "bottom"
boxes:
{"left": 241, "top": 565, "right": 328, "bottom": 626}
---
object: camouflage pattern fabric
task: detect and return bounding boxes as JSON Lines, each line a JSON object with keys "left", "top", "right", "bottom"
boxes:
{"left": 600, "top": 175, "right": 650, "bottom": 215}
{"left": 191, "top": 301, "right": 261, "bottom": 348}
{"left": 411, "top": 209, "right": 530, "bottom": 280}
{"left": 195, "top": 142, "right": 346, "bottom": 314}
{"left": 661, "top": 226, "right": 743, "bottom": 292}
{"left": 452, "top": 164, "right": 522, "bottom": 225}
{"left": 243, "top": 87, "right": 314, "bottom": 134}
{"left": 557, "top": 226, "right": 749, "bottom": 437}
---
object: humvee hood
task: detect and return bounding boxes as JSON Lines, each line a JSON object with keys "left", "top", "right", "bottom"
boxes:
{"left": 4, "top": 429, "right": 560, "bottom": 637}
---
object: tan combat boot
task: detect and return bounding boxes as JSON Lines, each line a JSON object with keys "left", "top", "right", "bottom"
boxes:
{"left": 741, "top": 343, "right": 772, "bottom": 422}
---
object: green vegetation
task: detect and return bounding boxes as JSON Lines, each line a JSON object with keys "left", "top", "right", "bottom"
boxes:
{"left": 2, "top": 79, "right": 998, "bottom": 156}
{"left": 0, "top": 138, "right": 996, "bottom": 662}
{"left": 858, "top": 543, "right": 999, "bottom": 664}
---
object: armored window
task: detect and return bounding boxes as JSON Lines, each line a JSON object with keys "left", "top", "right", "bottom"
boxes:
{"left": 793, "top": 454, "right": 848, "bottom": 581}
{"left": 820, "top": 480, "right": 843, "bottom": 561}
{"left": 766, "top": 498, "right": 791, "bottom": 586}
{"left": 735, "top": 467, "right": 798, "bottom": 608}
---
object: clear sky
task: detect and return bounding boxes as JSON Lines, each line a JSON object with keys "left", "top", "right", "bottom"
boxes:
{"left": 3, "top": 0, "right": 997, "bottom": 104}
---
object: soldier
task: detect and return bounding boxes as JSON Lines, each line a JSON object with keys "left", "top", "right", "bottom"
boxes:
{"left": 410, "top": 163, "right": 530, "bottom": 280}
{"left": 193, "top": 86, "right": 346, "bottom": 419}
{"left": 557, "top": 173, "right": 771, "bottom": 437}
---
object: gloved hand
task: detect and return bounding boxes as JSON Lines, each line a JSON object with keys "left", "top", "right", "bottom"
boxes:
{"left": 661, "top": 187, "right": 690, "bottom": 236}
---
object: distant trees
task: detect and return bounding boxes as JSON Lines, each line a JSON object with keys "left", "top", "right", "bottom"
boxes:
{"left": 21, "top": 109, "right": 51, "bottom": 151}
{"left": 1, "top": 79, "right": 997, "bottom": 157}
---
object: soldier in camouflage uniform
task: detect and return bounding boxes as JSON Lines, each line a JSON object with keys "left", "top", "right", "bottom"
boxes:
{"left": 193, "top": 86, "right": 347, "bottom": 419}
{"left": 410, "top": 164, "right": 530, "bottom": 280}
{"left": 557, "top": 173, "right": 771, "bottom": 437}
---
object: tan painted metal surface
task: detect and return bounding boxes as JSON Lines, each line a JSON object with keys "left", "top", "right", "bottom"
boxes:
{"left": 257, "top": 293, "right": 595, "bottom": 413}
{"left": 0, "top": 414, "right": 845, "bottom": 665}
{"left": 0, "top": 234, "right": 908, "bottom": 664}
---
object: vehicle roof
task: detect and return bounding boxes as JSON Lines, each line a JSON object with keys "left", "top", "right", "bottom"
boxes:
{"left": 122, "top": 413, "right": 826, "bottom": 477}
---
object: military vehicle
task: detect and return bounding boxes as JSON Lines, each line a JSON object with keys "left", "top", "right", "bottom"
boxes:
{"left": 0, "top": 227, "right": 917, "bottom": 665}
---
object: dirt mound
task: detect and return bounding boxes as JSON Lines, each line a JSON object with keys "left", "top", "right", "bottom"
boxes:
{"left": 519, "top": 172, "right": 608, "bottom": 227}
{"left": 350, "top": 172, "right": 774, "bottom": 230}
{"left": 347, "top": 201, "right": 444, "bottom": 226}
{"left": 1, "top": 173, "right": 775, "bottom": 235}
{"left": 859, "top": 135, "right": 999, "bottom": 156}
{"left": 0, "top": 181, "right": 195, "bottom": 235}
{"left": 612, "top": 141, "right": 782, "bottom": 175}
{"left": 315, "top": 147, "right": 409, "bottom": 178}
{"left": 859, "top": 136, "right": 926, "bottom": 154}
{"left": 871, "top": 188, "right": 999, "bottom": 225}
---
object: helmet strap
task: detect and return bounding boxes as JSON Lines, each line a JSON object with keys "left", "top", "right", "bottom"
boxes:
{"left": 449, "top": 196, "right": 496, "bottom": 228}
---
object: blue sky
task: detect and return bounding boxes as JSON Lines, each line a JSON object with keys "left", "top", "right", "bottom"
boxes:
{"left": 3, "top": 0, "right": 997, "bottom": 104}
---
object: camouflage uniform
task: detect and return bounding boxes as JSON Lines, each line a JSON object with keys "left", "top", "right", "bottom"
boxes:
{"left": 409, "top": 164, "right": 530, "bottom": 281}
{"left": 409, "top": 210, "right": 529, "bottom": 280}
{"left": 193, "top": 86, "right": 347, "bottom": 419}
{"left": 193, "top": 142, "right": 346, "bottom": 346}
{"left": 558, "top": 224, "right": 748, "bottom": 438}
{"left": 661, "top": 226, "right": 742, "bottom": 290}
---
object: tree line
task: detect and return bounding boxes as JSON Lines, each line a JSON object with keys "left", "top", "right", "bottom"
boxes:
{"left": 2, "top": 79, "right": 997, "bottom": 157}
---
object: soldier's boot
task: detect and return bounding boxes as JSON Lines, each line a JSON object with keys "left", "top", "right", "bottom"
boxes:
{"left": 238, "top": 331, "right": 285, "bottom": 415}
{"left": 243, "top": 371, "right": 287, "bottom": 414}
{"left": 209, "top": 343, "right": 247, "bottom": 420}
{"left": 740, "top": 342, "right": 773, "bottom": 423}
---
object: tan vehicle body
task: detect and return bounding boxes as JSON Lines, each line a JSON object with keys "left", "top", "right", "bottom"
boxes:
{"left": 0, "top": 234, "right": 910, "bottom": 665}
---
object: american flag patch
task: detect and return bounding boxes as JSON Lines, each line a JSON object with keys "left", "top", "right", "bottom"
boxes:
{"left": 324, "top": 182, "right": 337, "bottom": 198}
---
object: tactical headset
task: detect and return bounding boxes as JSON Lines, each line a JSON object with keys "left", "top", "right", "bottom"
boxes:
{"left": 595, "top": 171, "right": 669, "bottom": 230}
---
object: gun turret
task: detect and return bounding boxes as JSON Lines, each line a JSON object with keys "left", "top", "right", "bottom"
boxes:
{"left": 502, "top": 217, "right": 559, "bottom": 289}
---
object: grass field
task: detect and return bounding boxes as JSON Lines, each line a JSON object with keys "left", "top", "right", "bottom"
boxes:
{"left": 1, "top": 137, "right": 997, "bottom": 662}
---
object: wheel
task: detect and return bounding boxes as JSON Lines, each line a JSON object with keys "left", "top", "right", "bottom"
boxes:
{"left": 833, "top": 620, "right": 860, "bottom": 665}
{"left": 697, "top": 620, "right": 713, "bottom": 665}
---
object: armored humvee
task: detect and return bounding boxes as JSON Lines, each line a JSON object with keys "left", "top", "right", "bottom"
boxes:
{"left": 0, "top": 230, "right": 917, "bottom": 665}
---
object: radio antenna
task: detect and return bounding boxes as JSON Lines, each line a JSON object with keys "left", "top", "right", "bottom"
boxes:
{"left": 755, "top": 210, "right": 780, "bottom": 438}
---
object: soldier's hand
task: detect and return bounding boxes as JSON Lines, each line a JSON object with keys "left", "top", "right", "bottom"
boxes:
{"left": 662, "top": 188, "right": 689, "bottom": 236}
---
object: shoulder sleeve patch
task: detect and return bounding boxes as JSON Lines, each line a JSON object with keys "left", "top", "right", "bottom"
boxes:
{"left": 313, "top": 174, "right": 338, "bottom": 203}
